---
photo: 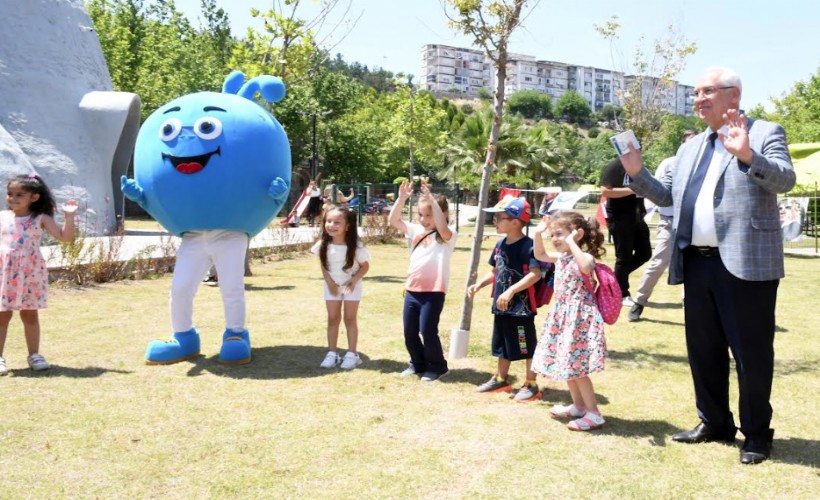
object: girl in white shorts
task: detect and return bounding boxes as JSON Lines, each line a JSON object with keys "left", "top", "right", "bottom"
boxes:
{"left": 310, "top": 207, "right": 370, "bottom": 370}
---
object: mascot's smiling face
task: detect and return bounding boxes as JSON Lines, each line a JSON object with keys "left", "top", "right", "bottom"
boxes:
{"left": 158, "top": 107, "right": 225, "bottom": 174}
{"left": 133, "top": 72, "right": 291, "bottom": 236}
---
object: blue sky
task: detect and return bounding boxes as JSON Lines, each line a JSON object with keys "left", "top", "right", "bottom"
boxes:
{"left": 175, "top": 0, "right": 819, "bottom": 111}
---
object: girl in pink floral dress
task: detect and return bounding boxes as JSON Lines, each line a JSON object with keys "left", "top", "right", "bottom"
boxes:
{"left": 0, "top": 174, "right": 77, "bottom": 375}
{"left": 531, "top": 211, "right": 608, "bottom": 431}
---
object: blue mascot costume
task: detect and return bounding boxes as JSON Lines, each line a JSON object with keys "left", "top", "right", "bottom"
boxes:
{"left": 122, "top": 71, "right": 291, "bottom": 364}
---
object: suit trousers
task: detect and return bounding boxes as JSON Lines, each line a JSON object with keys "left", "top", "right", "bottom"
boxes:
{"left": 682, "top": 248, "right": 778, "bottom": 438}
{"left": 635, "top": 215, "right": 673, "bottom": 305}
{"left": 403, "top": 291, "right": 448, "bottom": 374}
{"left": 170, "top": 230, "right": 249, "bottom": 333}
{"left": 608, "top": 212, "right": 652, "bottom": 297}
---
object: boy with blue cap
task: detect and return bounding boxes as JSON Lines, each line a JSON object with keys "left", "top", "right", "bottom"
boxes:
{"left": 468, "top": 195, "right": 544, "bottom": 402}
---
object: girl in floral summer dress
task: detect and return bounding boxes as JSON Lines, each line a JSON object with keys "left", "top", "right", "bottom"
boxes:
{"left": 0, "top": 174, "right": 77, "bottom": 375}
{"left": 531, "top": 211, "right": 608, "bottom": 431}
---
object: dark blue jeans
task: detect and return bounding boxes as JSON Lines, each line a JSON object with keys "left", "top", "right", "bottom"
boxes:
{"left": 403, "top": 291, "right": 448, "bottom": 374}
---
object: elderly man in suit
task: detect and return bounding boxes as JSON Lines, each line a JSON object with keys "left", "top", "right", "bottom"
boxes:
{"left": 620, "top": 67, "right": 795, "bottom": 465}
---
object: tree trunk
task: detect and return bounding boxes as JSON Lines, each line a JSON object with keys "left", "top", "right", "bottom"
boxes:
{"left": 456, "top": 47, "right": 508, "bottom": 333}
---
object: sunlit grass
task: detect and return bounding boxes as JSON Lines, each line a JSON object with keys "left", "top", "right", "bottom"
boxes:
{"left": 0, "top": 235, "right": 817, "bottom": 498}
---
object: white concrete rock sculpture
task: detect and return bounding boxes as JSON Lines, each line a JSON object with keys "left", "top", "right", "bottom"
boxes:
{"left": 0, "top": 0, "right": 140, "bottom": 235}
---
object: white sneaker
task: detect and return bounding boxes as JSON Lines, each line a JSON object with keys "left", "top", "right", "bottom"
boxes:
{"left": 622, "top": 296, "right": 635, "bottom": 307}
{"left": 27, "top": 353, "right": 50, "bottom": 371}
{"left": 319, "top": 351, "right": 340, "bottom": 369}
{"left": 0, "top": 356, "right": 8, "bottom": 375}
{"left": 339, "top": 351, "right": 362, "bottom": 370}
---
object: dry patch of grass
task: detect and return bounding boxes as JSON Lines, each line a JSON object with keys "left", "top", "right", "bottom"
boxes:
{"left": 0, "top": 235, "right": 817, "bottom": 498}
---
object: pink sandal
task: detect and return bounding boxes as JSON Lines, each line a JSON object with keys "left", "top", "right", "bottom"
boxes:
{"left": 567, "top": 412, "right": 605, "bottom": 431}
{"left": 549, "top": 404, "right": 586, "bottom": 418}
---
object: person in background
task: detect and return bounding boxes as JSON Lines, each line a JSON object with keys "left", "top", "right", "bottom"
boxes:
{"left": 600, "top": 157, "right": 651, "bottom": 307}
{"left": 538, "top": 191, "right": 558, "bottom": 217}
{"left": 335, "top": 186, "right": 356, "bottom": 208}
{"left": 620, "top": 67, "right": 795, "bottom": 465}
{"left": 305, "top": 180, "right": 323, "bottom": 227}
{"left": 628, "top": 129, "right": 697, "bottom": 321}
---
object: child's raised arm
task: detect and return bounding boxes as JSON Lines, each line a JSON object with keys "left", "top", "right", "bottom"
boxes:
{"left": 41, "top": 200, "right": 78, "bottom": 243}
{"left": 388, "top": 180, "right": 413, "bottom": 234}
{"left": 566, "top": 229, "right": 594, "bottom": 275}
{"left": 532, "top": 219, "right": 559, "bottom": 263}
{"left": 420, "top": 184, "right": 452, "bottom": 242}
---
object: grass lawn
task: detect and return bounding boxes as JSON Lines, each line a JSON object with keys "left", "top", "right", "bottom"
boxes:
{"left": 1, "top": 234, "right": 817, "bottom": 498}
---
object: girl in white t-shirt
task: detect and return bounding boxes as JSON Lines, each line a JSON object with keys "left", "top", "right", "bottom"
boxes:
{"left": 311, "top": 207, "right": 370, "bottom": 370}
{"left": 388, "top": 181, "right": 457, "bottom": 382}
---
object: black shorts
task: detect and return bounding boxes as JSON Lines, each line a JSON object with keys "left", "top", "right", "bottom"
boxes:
{"left": 491, "top": 315, "right": 537, "bottom": 361}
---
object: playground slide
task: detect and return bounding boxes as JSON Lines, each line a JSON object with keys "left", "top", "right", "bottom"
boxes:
{"left": 281, "top": 191, "right": 312, "bottom": 225}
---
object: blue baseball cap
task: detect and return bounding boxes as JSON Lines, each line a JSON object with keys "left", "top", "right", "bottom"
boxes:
{"left": 483, "top": 195, "right": 532, "bottom": 223}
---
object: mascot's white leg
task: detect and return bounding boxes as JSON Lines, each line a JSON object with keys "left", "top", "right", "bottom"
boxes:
{"left": 145, "top": 232, "right": 211, "bottom": 364}
{"left": 211, "top": 230, "right": 252, "bottom": 364}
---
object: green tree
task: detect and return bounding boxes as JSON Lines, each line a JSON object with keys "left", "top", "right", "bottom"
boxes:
{"left": 507, "top": 89, "right": 552, "bottom": 120}
{"left": 443, "top": 0, "right": 540, "bottom": 334}
{"left": 595, "top": 104, "right": 623, "bottom": 125}
{"left": 554, "top": 90, "right": 592, "bottom": 125}
{"left": 572, "top": 130, "right": 617, "bottom": 185}
{"left": 88, "top": 0, "right": 233, "bottom": 120}
{"left": 476, "top": 87, "right": 493, "bottom": 101}
{"left": 595, "top": 15, "right": 697, "bottom": 146}
{"left": 86, "top": 0, "right": 144, "bottom": 94}
{"left": 438, "top": 110, "right": 526, "bottom": 190}
{"left": 512, "top": 122, "right": 566, "bottom": 185}
{"left": 322, "top": 111, "right": 388, "bottom": 183}
{"left": 766, "top": 64, "right": 820, "bottom": 143}
{"left": 641, "top": 113, "right": 703, "bottom": 170}
{"left": 382, "top": 79, "right": 447, "bottom": 180}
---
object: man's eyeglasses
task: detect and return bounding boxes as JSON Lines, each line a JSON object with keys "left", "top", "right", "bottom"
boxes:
{"left": 693, "top": 86, "right": 735, "bottom": 99}
{"left": 493, "top": 214, "right": 514, "bottom": 221}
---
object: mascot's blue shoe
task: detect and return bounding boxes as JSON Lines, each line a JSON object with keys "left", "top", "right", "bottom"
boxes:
{"left": 145, "top": 328, "right": 201, "bottom": 365}
{"left": 218, "top": 329, "right": 251, "bottom": 365}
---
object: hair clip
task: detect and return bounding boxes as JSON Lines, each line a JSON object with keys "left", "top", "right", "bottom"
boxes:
{"left": 27, "top": 173, "right": 38, "bottom": 179}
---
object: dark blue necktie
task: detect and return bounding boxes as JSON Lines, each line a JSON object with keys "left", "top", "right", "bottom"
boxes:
{"left": 677, "top": 132, "right": 718, "bottom": 249}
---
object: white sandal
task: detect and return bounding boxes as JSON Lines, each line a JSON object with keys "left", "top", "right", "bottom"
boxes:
{"left": 567, "top": 412, "right": 605, "bottom": 431}
{"left": 549, "top": 404, "right": 586, "bottom": 418}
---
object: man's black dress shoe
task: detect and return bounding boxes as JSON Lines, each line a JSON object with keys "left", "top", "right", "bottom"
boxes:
{"left": 740, "top": 430, "right": 774, "bottom": 465}
{"left": 672, "top": 422, "right": 736, "bottom": 444}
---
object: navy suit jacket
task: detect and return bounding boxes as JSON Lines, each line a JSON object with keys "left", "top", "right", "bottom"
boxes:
{"left": 629, "top": 119, "right": 795, "bottom": 284}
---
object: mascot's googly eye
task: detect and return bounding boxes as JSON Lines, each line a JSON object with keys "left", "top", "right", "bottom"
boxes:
{"left": 193, "top": 117, "right": 223, "bottom": 140}
{"left": 158, "top": 118, "right": 183, "bottom": 142}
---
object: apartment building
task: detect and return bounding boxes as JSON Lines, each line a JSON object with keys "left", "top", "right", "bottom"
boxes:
{"left": 623, "top": 75, "right": 695, "bottom": 116}
{"left": 419, "top": 43, "right": 692, "bottom": 116}
{"left": 420, "top": 44, "right": 490, "bottom": 96}
{"left": 536, "top": 60, "right": 570, "bottom": 100}
{"left": 567, "top": 65, "right": 624, "bottom": 111}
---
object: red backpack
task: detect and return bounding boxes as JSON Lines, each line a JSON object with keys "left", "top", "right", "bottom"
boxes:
{"left": 582, "top": 263, "right": 622, "bottom": 325}
{"left": 523, "top": 262, "right": 554, "bottom": 310}
{"left": 491, "top": 247, "right": 554, "bottom": 311}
